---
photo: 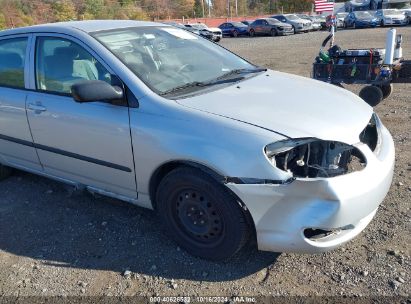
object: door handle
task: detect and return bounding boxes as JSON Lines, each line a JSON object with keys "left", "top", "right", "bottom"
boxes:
{"left": 28, "top": 103, "right": 47, "bottom": 113}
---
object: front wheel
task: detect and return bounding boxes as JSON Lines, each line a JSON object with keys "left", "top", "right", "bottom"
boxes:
{"left": 232, "top": 30, "right": 238, "bottom": 37}
{"left": 249, "top": 29, "right": 255, "bottom": 37}
{"left": 270, "top": 28, "right": 277, "bottom": 36}
{"left": 156, "top": 167, "right": 251, "bottom": 261}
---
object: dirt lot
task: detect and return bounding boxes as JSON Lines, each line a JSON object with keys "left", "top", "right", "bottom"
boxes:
{"left": 0, "top": 27, "right": 410, "bottom": 302}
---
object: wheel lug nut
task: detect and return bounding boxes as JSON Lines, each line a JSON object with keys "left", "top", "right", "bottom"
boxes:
{"left": 200, "top": 220, "right": 204, "bottom": 224}
{"left": 194, "top": 221, "right": 197, "bottom": 225}
{"left": 199, "top": 212, "right": 203, "bottom": 215}
{"left": 191, "top": 207, "right": 195, "bottom": 211}
{"left": 187, "top": 213, "right": 191, "bottom": 217}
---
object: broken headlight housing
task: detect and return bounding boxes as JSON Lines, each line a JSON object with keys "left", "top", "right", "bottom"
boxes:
{"left": 360, "top": 113, "right": 382, "bottom": 155}
{"left": 265, "top": 138, "right": 366, "bottom": 178}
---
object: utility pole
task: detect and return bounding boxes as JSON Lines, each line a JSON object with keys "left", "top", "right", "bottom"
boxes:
{"left": 235, "top": 0, "right": 238, "bottom": 16}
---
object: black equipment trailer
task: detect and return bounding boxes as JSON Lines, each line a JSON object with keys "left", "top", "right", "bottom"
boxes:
{"left": 312, "top": 30, "right": 411, "bottom": 106}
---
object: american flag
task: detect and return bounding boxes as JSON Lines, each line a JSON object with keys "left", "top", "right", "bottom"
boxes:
{"left": 314, "top": 0, "right": 335, "bottom": 12}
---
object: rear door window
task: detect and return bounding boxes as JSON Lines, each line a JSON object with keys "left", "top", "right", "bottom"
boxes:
{"left": 0, "top": 38, "right": 27, "bottom": 89}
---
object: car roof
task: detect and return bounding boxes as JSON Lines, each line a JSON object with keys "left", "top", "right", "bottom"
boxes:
{"left": 0, "top": 20, "right": 164, "bottom": 37}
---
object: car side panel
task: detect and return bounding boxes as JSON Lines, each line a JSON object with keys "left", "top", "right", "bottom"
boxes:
{"left": 0, "top": 34, "right": 42, "bottom": 171}
{"left": 0, "top": 88, "right": 42, "bottom": 170}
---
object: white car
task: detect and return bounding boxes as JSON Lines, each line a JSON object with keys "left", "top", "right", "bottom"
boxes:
{"left": 187, "top": 23, "right": 222, "bottom": 42}
{"left": 0, "top": 20, "right": 394, "bottom": 260}
{"left": 375, "top": 9, "right": 409, "bottom": 26}
{"left": 336, "top": 12, "right": 349, "bottom": 28}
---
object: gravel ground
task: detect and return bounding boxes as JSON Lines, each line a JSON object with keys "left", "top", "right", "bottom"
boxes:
{"left": 0, "top": 27, "right": 410, "bottom": 302}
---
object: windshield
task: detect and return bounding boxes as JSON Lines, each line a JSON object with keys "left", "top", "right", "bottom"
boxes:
{"left": 231, "top": 22, "right": 247, "bottom": 27}
{"left": 354, "top": 11, "right": 373, "bottom": 18}
{"left": 93, "top": 26, "right": 256, "bottom": 97}
{"left": 286, "top": 14, "right": 300, "bottom": 20}
{"left": 190, "top": 23, "right": 208, "bottom": 30}
{"left": 388, "top": 3, "right": 411, "bottom": 9}
{"left": 384, "top": 9, "right": 401, "bottom": 14}
{"left": 267, "top": 18, "right": 281, "bottom": 24}
{"left": 337, "top": 13, "right": 348, "bottom": 18}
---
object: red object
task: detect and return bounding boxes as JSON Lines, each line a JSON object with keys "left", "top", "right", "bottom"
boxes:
{"left": 315, "top": 0, "right": 334, "bottom": 12}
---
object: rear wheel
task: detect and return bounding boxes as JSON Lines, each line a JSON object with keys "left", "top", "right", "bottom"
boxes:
{"left": 359, "top": 85, "right": 383, "bottom": 107}
{"left": 156, "top": 167, "right": 251, "bottom": 261}
{"left": 249, "top": 29, "right": 255, "bottom": 37}
{"left": 0, "top": 164, "right": 12, "bottom": 181}
{"left": 232, "top": 30, "right": 239, "bottom": 37}
{"left": 379, "top": 84, "right": 393, "bottom": 99}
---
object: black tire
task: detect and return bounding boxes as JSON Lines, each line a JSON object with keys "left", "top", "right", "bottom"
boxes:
{"left": 156, "top": 167, "right": 250, "bottom": 261}
{"left": 0, "top": 164, "right": 12, "bottom": 181}
{"left": 359, "top": 85, "right": 384, "bottom": 107}
{"left": 270, "top": 28, "right": 277, "bottom": 37}
{"left": 353, "top": 22, "right": 356, "bottom": 29}
{"left": 291, "top": 25, "right": 296, "bottom": 34}
{"left": 249, "top": 29, "right": 255, "bottom": 37}
{"left": 379, "top": 84, "right": 393, "bottom": 99}
{"left": 232, "top": 30, "right": 238, "bottom": 38}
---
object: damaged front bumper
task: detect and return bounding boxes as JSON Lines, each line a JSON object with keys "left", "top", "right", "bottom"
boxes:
{"left": 226, "top": 122, "right": 395, "bottom": 253}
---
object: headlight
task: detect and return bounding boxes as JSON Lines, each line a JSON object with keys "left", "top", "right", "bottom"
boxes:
{"left": 265, "top": 138, "right": 366, "bottom": 178}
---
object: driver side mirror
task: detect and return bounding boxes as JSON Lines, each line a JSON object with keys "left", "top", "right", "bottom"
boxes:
{"left": 71, "top": 80, "right": 124, "bottom": 103}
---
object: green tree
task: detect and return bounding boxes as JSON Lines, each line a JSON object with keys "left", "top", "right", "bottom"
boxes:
{"left": 53, "top": 0, "right": 77, "bottom": 21}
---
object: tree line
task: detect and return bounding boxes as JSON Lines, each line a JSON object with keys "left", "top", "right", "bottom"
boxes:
{"left": 0, "top": 0, "right": 335, "bottom": 29}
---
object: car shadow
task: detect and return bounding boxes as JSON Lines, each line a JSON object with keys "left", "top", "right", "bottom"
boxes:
{"left": 0, "top": 171, "right": 280, "bottom": 282}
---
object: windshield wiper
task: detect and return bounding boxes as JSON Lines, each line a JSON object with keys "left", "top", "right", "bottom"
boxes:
{"left": 160, "top": 81, "right": 204, "bottom": 96}
{"left": 216, "top": 67, "right": 267, "bottom": 80}
{"left": 160, "top": 67, "right": 266, "bottom": 97}
{"left": 160, "top": 76, "right": 246, "bottom": 96}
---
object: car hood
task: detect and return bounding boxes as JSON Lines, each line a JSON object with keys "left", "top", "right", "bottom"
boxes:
{"left": 385, "top": 14, "right": 405, "bottom": 18}
{"left": 176, "top": 70, "right": 373, "bottom": 144}
{"left": 208, "top": 27, "right": 222, "bottom": 32}
{"left": 278, "top": 22, "right": 292, "bottom": 27}
{"left": 357, "top": 17, "right": 376, "bottom": 21}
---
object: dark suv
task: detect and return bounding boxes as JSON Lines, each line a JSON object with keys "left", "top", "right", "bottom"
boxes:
{"left": 248, "top": 18, "right": 294, "bottom": 37}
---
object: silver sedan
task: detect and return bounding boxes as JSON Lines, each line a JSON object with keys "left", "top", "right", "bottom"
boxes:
{"left": 0, "top": 20, "right": 394, "bottom": 260}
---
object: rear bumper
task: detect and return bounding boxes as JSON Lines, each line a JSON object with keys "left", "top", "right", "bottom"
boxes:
{"left": 226, "top": 123, "right": 395, "bottom": 253}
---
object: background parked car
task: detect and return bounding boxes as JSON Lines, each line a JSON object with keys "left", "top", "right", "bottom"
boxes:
{"left": 219, "top": 22, "right": 249, "bottom": 37}
{"left": 182, "top": 24, "right": 214, "bottom": 40}
{"left": 344, "top": 11, "right": 379, "bottom": 28}
{"left": 185, "top": 23, "right": 222, "bottom": 42}
{"left": 297, "top": 14, "right": 322, "bottom": 31}
{"left": 271, "top": 14, "right": 312, "bottom": 33}
{"left": 336, "top": 12, "right": 349, "bottom": 28}
{"left": 248, "top": 18, "right": 294, "bottom": 37}
{"left": 375, "top": 9, "right": 409, "bottom": 26}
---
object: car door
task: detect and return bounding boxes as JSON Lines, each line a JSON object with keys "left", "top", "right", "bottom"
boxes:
{"left": 220, "top": 23, "right": 228, "bottom": 35}
{"left": 26, "top": 34, "right": 137, "bottom": 199}
{"left": 0, "top": 35, "right": 42, "bottom": 171}
{"left": 261, "top": 20, "right": 270, "bottom": 34}
{"left": 254, "top": 20, "right": 262, "bottom": 33}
